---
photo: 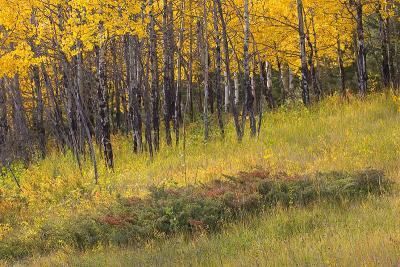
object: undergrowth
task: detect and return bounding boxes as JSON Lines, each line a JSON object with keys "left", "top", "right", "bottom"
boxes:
{"left": 0, "top": 93, "right": 400, "bottom": 264}
{"left": 0, "top": 169, "right": 392, "bottom": 261}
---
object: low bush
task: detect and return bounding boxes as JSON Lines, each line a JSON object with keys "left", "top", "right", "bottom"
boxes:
{"left": 0, "top": 169, "right": 392, "bottom": 261}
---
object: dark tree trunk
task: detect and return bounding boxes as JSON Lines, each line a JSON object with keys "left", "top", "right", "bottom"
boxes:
{"left": 337, "top": 35, "right": 346, "bottom": 97}
{"left": 62, "top": 55, "right": 98, "bottom": 182}
{"left": 0, "top": 79, "right": 8, "bottom": 147}
{"left": 311, "top": 13, "right": 322, "bottom": 97}
{"left": 111, "top": 38, "right": 123, "bottom": 132}
{"left": 188, "top": 0, "right": 194, "bottom": 122}
{"left": 175, "top": 0, "right": 185, "bottom": 145}
{"left": 137, "top": 41, "right": 153, "bottom": 158}
{"left": 162, "top": 0, "right": 172, "bottom": 146}
{"left": 262, "top": 61, "right": 276, "bottom": 109}
{"left": 95, "top": 27, "right": 114, "bottom": 169}
{"left": 32, "top": 65, "right": 46, "bottom": 159}
{"left": 377, "top": 3, "right": 390, "bottom": 88}
{"left": 203, "top": 0, "right": 209, "bottom": 142}
{"left": 149, "top": 0, "right": 160, "bottom": 151}
{"left": 41, "top": 63, "right": 68, "bottom": 150}
{"left": 213, "top": 0, "right": 225, "bottom": 137}
{"left": 297, "top": 0, "right": 310, "bottom": 106}
{"left": 10, "top": 75, "right": 29, "bottom": 163}
{"left": 215, "top": 0, "right": 242, "bottom": 140}
{"left": 355, "top": 0, "right": 368, "bottom": 96}
{"left": 127, "top": 36, "right": 143, "bottom": 153}
{"left": 242, "top": 0, "right": 256, "bottom": 137}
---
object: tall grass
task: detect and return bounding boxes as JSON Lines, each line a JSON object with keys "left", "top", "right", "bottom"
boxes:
{"left": 22, "top": 196, "right": 400, "bottom": 267}
{"left": 1, "top": 93, "right": 400, "bottom": 265}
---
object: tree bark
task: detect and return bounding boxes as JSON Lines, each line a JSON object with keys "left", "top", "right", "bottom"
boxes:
{"left": 242, "top": 0, "right": 256, "bottom": 137}
{"left": 213, "top": 0, "right": 225, "bottom": 137}
{"left": 296, "top": 0, "right": 310, "bottom": 106}
{"left": 354, "top": 0, "right": 368, "bottom": 96}
{"left": 95, "top": 25, "right": 114, "bottom": 169}
{"left": 215, "top": 0, "right": 242, "bottom": 140}
{"left": 149, "top": 0, "right": 160, "bottom": 151}
{"left": 175, "top": 0, "right": 185, "bottom": 145}
{"left": 203, "top": 0, "right": 210, "bottom": 142}
{"left": 377, "top": 2, "right": 390, "bottom": 88}
{"left": 337, "top": 35, "right": 346, "bottom": 97}
{"left": 32, "top": 65, "right": 46, "bottom": 158}
{"left": 162, "top": 0, "right": 173, "bottom": 146}
{"left": 0, "top": 78, "right": 8, "bottom": 147}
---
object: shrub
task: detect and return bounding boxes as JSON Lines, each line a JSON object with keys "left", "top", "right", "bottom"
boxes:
{"left": 0, "top": 169, "right": 392, "bottom": 261}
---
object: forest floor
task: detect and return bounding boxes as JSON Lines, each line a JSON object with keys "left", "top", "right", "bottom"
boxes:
{"left": 2, "top": 93, "right": 400, "bottom": 266}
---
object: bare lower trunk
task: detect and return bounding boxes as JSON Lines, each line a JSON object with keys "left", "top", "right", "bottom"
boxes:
{"left": 0, "top": 79, "right": 8, "bottom": 147}
{"left": 32, "top": 65, "right": 46, "bottom": 158}
{"left": 355, "top": 0, "right": 368, "bottom": 96}
{"left": 149, "top": 0, "right": 160, "bottom": 151}
{"left": 213, "top": 0, "right": 224, "bottom": 137}
{"left": 297, "top": 0, "right": 310, "bottom": 106}
{"left": 162, "top": 0, "right": 172, "bottom": 146}
{"left": 377, "top": 3, "right": 390, "bottom": 88}
{"left": 215, "top": 0, "right": 242, "bottom": 140}
{"left": 95, "top": 27, "right": 114, "bottom": 169}
{"left": 234, "top": 73, "right": 239, "bottom": 106}
{"left": 203, "top": 0, "right": 209, "bottom": 142}
{"left": 337, "top": 35, "right": 346, "bottom": 97}
{"left": 175, "top": 0, "right": 185, "bottom": 145}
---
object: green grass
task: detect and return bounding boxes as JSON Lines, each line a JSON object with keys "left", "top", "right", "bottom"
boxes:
{"left": 1, "top": 93, "right": 400, "bottom": 266}
{"left": 18, "top": 196, "right": 400, "bottom": 266}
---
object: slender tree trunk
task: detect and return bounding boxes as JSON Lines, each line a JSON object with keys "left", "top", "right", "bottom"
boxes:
{"left": 111, "top": 38, "right": 122, "bottom": 132}
{"left": 289, "top": 67, "right": 295, "bottom": 100}
{"left": 213, "top": 0, "right": 225, "bottom": 137}
{"left": 311, "top": 13, "right": 322, "bottom": 97}
{"left": 296, "top": 0, "right": 310, "bottom": 106}
{"left": 203, "top": 0, "right": 209, "bottom": 142}
{"left": 234, "top": 73, "right": 240, "bottom": 106}
{"left": 215, "top": 0, "right": 242, "bottom": 140}
{"left": 188, "top": 0, "right": 194, "bottom": 122}
{"left": 0, "top": 79, "right": 8, "bottom": 147}
{"left": 257, "top": 61, "right": 264, "bottom": 136}
{"left": 355, "top": 0, "right": 368, "bottom": 96}
{"left": 95, "top": 25, "right": 114, "bottom": 169}
{"left": 149, "top": 0, "right": 160, "bottom": 151}
{"left": 138, "top": 42, "right": 154, "bottom": 158}
{"left": 242, "top": 0, "right": 256, "bottom": 137}
{"left": 277, "top": 58, "right": 285, "bottom": 104}
{"left": 224, "top": 71, "right": 229, "bottom": 112}
{"left": 41, "top": 63, "right": 67, "bottom": 150}
{"left": 264, "top": 62, "right": 276, "bottom": 109}
{"left": 128, "top": 36, "right": 143, "bottom": 153}
{"left": 337, "top": 35, "right": 346, "bottom": 97}
{"left": 32, "top": 65, "right": 46, "bottom": 158}
{"left": 62, "top": 55, "right": 98, "bottom": 182}
{"left": 163, "top": 0, "right": 172, "bottom": 146}
{"left": 377, "top": 3, "right": 390, "bottom": 88}
{"left": 175, "top": 0, "right": 185, "bottom": 145}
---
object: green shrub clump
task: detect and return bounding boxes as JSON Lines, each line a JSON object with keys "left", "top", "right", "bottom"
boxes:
{"left": 0, "top": 169, "right": 392, "bottom": 261}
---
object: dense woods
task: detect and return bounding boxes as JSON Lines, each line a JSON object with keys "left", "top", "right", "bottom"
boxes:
{"left": 0, "top": 0, "right": 399, "bottom": 182}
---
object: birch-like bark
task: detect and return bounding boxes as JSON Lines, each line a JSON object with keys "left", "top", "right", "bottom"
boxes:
{"left": 297, "top": 0, "right": 310, "bottom": 105}
{"left": 96, "top": 23, "right": 114, "bottom": 169}
{"left": 215, "top": 0, "right": 242, "bottom": 140}
{"left": 203, "top": 0, "right": 209, "bottom": 142}
{"left": 242, "top": 0, "right": 256, "bottom": 136}
{"left": 213, "top": 0, "right": 224, "bottom": 137}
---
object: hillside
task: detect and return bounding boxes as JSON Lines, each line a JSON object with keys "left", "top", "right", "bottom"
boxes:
{"left": 1, "top": 94, "right": 400, "bottom": 266}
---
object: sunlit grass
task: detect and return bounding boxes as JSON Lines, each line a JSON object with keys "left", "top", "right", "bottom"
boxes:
{"left": 1, "top": 93, "right": 400, "bottom": 265}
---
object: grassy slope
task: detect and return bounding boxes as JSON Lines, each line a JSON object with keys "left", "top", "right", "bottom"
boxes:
{"left": 23, "top": 197, "right": 400, "bottom": 266}
{"left": 2, "top": 93, "right": 400, "bottom": 266}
